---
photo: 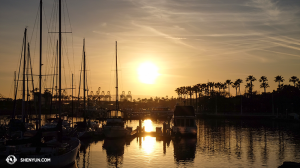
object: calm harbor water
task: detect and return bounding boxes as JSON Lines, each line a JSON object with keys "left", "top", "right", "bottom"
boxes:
{"left": 1, "top": 116, "right": 299, "bottom": 167}
{"left": 74, "top": 119, "right": 299, "bottom": 168}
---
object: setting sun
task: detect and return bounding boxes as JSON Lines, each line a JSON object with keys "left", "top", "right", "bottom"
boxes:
{"left": 137, "top": 62, "right": 159, "bottom": 84}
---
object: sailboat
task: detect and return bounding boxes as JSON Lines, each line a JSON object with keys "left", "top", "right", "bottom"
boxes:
{"left": 75, "top": 39, "right": 100, "bottom": 139}
{"left": 103, "top": 41, "right": 131, "bottom": 138}
{"left": 41, "top": 0, "right": 80, "bottom": 166}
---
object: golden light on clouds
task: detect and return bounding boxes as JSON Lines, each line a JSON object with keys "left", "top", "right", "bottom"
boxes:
{"left": 137, "top": 62, "right": 159, "bottom": 84}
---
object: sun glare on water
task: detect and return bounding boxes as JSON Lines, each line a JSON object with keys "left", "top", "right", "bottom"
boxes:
{"left": 142, "top": 136, "right": 156, "bottom": 154}
{"left": 137, "top": 62, "right": 159, "bottom": 84}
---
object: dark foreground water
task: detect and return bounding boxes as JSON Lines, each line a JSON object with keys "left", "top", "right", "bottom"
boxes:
{"left": 72, "top": 119, "right": 300, "bottom": 168}
{"left": 1, "top": 117, "right": 299, "bottom": 168}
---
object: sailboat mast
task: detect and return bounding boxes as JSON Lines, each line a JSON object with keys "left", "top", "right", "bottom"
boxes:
{"left": 58, "top": 0, "right": 62, "bottom": 142}
{"left": 26, "top": 43, "right": 30, "bottom": 122}
{"left": 83, "top": 39, "right": 86, "bottom": 123}
{"left": 38, "top": 0, "right": 42, "bottom": 129}
{"left": 116, "top": 41, "right": 118, "bottom": 111}
{"left": 14, "top": 71, "right": 16, "bottom": 101}
{"left": 22, "top": 28, "right": 27, "bottom": 123}
{"left": 56, "top": 40, "right": 58, "bottom": 101}
{"left": 59, "top": 0, "right": 62, "bottom": 117}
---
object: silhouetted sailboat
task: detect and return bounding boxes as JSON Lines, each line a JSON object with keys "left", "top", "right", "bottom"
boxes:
{"left": 76, "top": 39, "right": 100, "bottom": 139}
{"left": 103, "top": 41, "right": 131, "bottom": 138}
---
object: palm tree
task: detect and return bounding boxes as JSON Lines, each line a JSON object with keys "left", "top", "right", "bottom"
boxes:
{"left": 180, "top": 86, "right": 188, "bottom": 105}
{"left": 260, "top": 83, "right": 270, "bottom": 93}
{"left": 245, "top": 83, "right": 252, "bottom": 96}
{"left": 259, "top": 76, "right": 269, "bottom": 93}
{"left": 225, "top": 80, "right": 233, "bottom": 97}
{"left": 232, "top": 81, "right": 239, "bottom": 96}
{"left": 215, "top": 82, "right": 221, "bottom": 93}
{"left": 193, "top": 84, "right": 200, "bottom": 109}
{"left": 175, "top": 87, "right": 181, "bottom": 102}
{"left": 246, "top": 75, "right": 256, "bottom": 95}
{"left": 201, "top": 83, "right": 208, "bottom": 96}
{"left": 289, "top": 76, "right": 299, "bottom": 87}
{"left": 296, "top": 81, "right": 300, "bottom": 89}
{"left": 235, "top": 79, "right": 243, "bottom": 95}
{"left": 186, "top": 86, "right": 193, "bottom": 105}
{"left": 207, "top": 82, "right": 214, "bottom": 95}
{"left": 245, "top": 83, "right": 251, "bottom": 92}
{"left": 198, "top": 84, "right": 204, "bottom": 98}
{"left": 219, "top": 83, "right": 227, "bottom": 95}
{"left": 274, "top": 75, "right": 284, "bottom": 89}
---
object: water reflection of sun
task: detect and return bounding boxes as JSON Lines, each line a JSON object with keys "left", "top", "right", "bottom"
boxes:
{"left": 144, "top": 119, "right": 153, "bottom": 132}
{"left": 142, "top": 136, "right": 156, "bottom": 154}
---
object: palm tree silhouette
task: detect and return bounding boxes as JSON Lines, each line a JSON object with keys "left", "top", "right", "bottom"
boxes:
{"left": 221, "top": 82, "right": 227, "bottom": 95}
{"left": 193, "top": 84, "right": 200, "bottom": 110}
{"left": 180, "top": 86, "right": 188, "bottom": 105}
{"left": 296, "top": 81, "right": 300, "bottom": 89}
{"left": 207, "top": 82, "right": 214, "bottom": 96}
{"left": 235, "top": 79, "right": 243, "bottom": 95}
{"left": 245, "top": 83, "right": 251, "bottom": 94}
{"left": 260, "top": 82, "right": 270, "bottom": 93}
{"left": 225, "top": 80, "right": 233, "bottom": 97}
{"left": 186, "top": 86, "right": 193, "bottom": 105}
{"left": 201, "top": 83, "right": 208, "bottom": 96}
{"left": 175, "top": 87, "right": 181, "bottom": 102}
{"left": 246, "top": 75, "right": 256, "bottom": 95}
{"left": 232, "top": 81, "right": 239, "bottom": 96}
{"left": 289, "top": 76, "right": 299, "bottom": 87}
{"left": 259, "top": 76, "right": 269, "bottom": 93}
{"left": 215, "top": 82, "right": 221, "bottom": 93}
{"left": 274, "top": 75, "right": 284, "bottom": 89}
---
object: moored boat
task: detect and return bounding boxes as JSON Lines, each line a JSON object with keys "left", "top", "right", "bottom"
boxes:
{"left": 103, "top": 110, "right": 130, "bottom": 138}
{"left": 103, "top": 42, "right": 131, "bottom": 138}
{"left": 171, "top": 106, "right": 197, "bottom": 136}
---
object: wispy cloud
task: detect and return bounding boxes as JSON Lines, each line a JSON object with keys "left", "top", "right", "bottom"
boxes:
{"left": 248, "top": 0, "right": 280, "bottom": 20}
{"left": 131, "top": 21, "right": 195, "bottom": 49}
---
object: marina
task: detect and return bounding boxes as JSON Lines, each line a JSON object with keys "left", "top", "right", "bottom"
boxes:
{"left": 1, "top": 0, "right": 300, "bottom": 167}
{"left": 1, "top": 113, "right": 300, "bottom": 167}
{"left": 3, "top": 117, "right": 294, "bottom": 168}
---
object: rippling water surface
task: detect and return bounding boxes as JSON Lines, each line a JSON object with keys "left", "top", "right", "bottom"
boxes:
{"left": 71, "top": 119, "right": 299, "bottom": 168}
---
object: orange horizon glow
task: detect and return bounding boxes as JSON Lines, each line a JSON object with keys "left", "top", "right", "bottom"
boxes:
{"left": 0, "top": 0, "right": 299, "bottom": 99}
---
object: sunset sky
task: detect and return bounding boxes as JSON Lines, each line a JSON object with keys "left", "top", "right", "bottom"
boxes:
{"left": 1, "top": 0, "right": 300, "bottom": 100}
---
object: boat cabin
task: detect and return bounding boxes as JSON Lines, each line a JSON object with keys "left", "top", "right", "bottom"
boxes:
{"left": 107, "top": 110, "right": 124, "bottom": 118}
{"left": 172, "top": 106, "right": 197, "bottom": 135}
